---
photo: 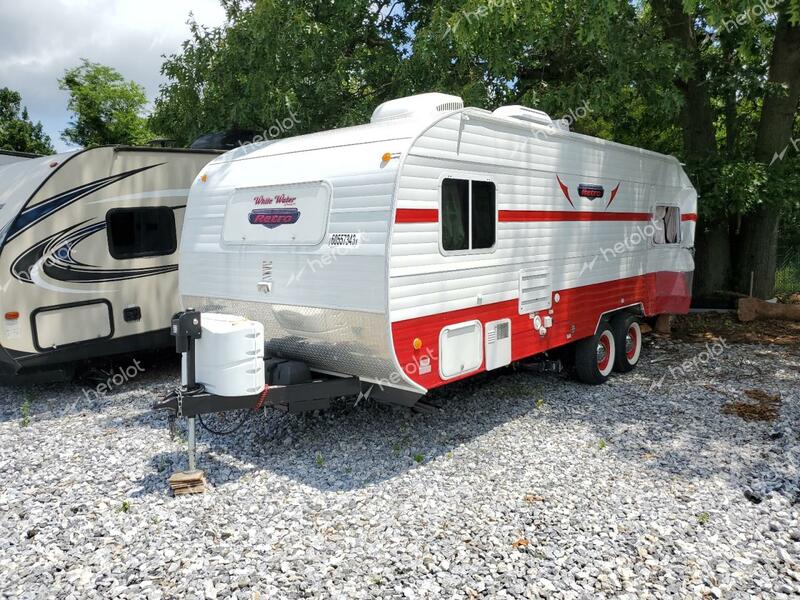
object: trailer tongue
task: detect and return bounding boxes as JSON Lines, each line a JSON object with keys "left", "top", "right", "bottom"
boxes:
{"left": 152, "top": 310, "right": 363, "bottom": 490}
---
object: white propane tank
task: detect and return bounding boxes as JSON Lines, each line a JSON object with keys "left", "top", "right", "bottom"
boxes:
{"left": 189, "top": 313, "right": 265, "bottom": 397}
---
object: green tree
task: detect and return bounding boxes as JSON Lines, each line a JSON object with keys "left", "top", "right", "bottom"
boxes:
{"left": 156, "top": 0, "right": 800, "bottom": 297}
{"left": 59, "top": 59, "right": 154, "bottom": 147}
{"left": 648, "top": 0, "right": 800, "bottom": 298}
{"left": 0, "top": 87, "right": 54, "bottom": 154}
{"left": 407, "top": 0, "right": 800, "bottom": 298}
{"left": 152, "top": 0, "right": 412, "bottom": 145}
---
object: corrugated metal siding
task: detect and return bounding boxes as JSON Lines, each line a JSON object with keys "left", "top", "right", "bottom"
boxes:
{"left": 181, "top": 141, "right": 402, "bottom": 314}
{"left": 389, "top": 113, "right": 696, "bottom": 322}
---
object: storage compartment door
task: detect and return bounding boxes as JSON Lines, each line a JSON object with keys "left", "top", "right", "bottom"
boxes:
{"left": 439, "top": 320, "right": 483, "bottom": 379}
{"left": 33, "top": 300, "right": 113, "bottom": 350}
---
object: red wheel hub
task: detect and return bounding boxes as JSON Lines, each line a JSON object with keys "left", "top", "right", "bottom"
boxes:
{"left": 626, "top": 325, "right": 639, "bottom": 360}
{"left": 597, "top": 334, "right": 611, "bottom": 371}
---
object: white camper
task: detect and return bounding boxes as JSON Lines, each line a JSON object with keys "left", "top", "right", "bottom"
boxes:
{"left": 0, "top": 150, "right": 40, "bottom": 167}
{"left": 0, "top": 146, "right": 220, "bottom": 377}
{"left": 177, "top": 93, "right": 696, "bottom": 405}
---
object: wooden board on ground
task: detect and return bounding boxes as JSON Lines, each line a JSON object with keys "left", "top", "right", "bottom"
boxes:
{"left": 169, "top": 470, "right": 206, "bottom": 495}
{"left": 738, "top": 297, "right": 800, "bottom": 323}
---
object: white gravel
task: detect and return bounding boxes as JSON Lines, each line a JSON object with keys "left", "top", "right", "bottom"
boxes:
{"left": 0, "top": 337, "right": 798, "bottom": 599}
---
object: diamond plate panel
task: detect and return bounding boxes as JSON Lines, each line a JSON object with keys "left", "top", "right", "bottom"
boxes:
{"left": 183, "top": 296, "right": 420, "bottom": 393}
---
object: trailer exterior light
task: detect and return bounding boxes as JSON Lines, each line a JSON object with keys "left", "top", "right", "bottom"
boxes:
{"left": 382, "top": 152, "right": 393, "bottom": 162}
{"left": 4, "top": 312, "right": 19, "bottom": 320}
{"left": 200, "top": 173, "right": 208, "bottom": 183}
{"left": 413, "top": 337, "right": 423, "bottom": 350}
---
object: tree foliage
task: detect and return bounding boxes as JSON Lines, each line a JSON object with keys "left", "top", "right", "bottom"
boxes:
{"left": 59, "top": 59, "right": 154, "bottom": 147}
{"left": 152, "top": 0, "right": 413, "bottom": 145}
{"left": 0, "top": 88, "right": 54, "bottom": 155}
{"left": 154, "top": 0, "right": 800, "bottom": 296}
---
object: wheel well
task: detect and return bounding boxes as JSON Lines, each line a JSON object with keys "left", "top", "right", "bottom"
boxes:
{"left": 594, "top": 303, "right": 644, "bottom": 333}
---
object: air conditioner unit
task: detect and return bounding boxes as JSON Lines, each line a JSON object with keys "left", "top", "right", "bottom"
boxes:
{"left": 371, "top": 93, "right": 465, "bottom": 123}
{"left": 485, "top": 318, "right": 512, "bottom": 370}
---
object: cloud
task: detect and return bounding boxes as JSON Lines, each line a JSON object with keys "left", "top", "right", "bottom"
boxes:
{"left": 0, "top": 0, "right": 226, "bottom": 152}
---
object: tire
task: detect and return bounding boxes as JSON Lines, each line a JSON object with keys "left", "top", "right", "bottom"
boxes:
{"left": 611, "top": 313, "right": 642, "bottom": 373}
{"left": 574, "top": 322, "right": 616, "bottom": 384}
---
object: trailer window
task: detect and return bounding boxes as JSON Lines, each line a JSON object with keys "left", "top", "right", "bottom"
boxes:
{"left": 106, "top": 207, "right": 177, "bottom": 259}
{"left": 653, "top": 206, "right": 680, "bottom": 245}
{"left": 442, "top": 178, "right": 496, "bottom": 252}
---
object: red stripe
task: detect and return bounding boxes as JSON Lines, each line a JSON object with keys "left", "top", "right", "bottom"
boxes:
{"left": 391, "top": 271, "right": 692, "bottom": 392}
{"left": 395, "top": 208, "right": 439, "bottom": 223}
{"left": 499, "top": 210, "right": 652, "bottom": 222}
{"left": 396, "top": 208, "right": 681, "bottom": 224}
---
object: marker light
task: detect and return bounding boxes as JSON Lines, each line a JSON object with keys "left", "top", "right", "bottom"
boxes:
{"left": 4, "top": 312, "right": 19, "bottom": 320}
{"left": 382, "top": 152, "right": 393, "bottom": 162}
{"left": 49, "top": 161, "right": 59, "bottom": 168}
{"left": 200, "top": 173, "right": 208, "bottom": 183}
{"left": 412, "top": 337, "right": 423, "bottom": 351}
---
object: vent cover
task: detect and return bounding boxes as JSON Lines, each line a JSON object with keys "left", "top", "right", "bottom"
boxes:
{"left": 261, "top": 260, "right": 273, "bottom": 281}
{"left": 493, "top": 105, "right": 554, "bottom": 127}
{"left": 519, "top": 268, "right": 552, "bottom": 314}
{"left": 485, "top": 318, "right": 512, "bottom": 370}
{"left": 436, "top": 101, "right": 464, "bottom": 112}
{"left": 495, "top": 321, "right": 510, "bottom": 340}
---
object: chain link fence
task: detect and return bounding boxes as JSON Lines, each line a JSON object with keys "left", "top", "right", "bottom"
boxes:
{"left": 776, "top": 251, "right": 800, "bottom": 295}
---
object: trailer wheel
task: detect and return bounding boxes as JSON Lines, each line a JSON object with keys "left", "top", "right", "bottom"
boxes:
{"left": 610, "top": 313, "right": 642, "bottom": 372}
{"left": 574, "top": 323, "right": 616, "bottom": 384}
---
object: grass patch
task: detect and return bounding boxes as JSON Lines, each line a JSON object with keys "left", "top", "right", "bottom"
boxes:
{"left": 20, "top": 392, "right": 33, "bottom": 427}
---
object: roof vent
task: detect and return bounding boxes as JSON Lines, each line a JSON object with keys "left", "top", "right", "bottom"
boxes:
{"left": 371, "top": 93, "right": 464, "bottom": 123}
{"left": 493, "top": 105, "right": 555, "bottom": 127}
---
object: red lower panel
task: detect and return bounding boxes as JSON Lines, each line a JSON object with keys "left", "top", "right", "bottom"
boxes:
{"left": 391, "top": 271, "right": 692, "bottom": 391}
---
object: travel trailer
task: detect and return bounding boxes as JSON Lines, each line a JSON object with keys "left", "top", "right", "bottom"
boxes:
{"left": 155, "top": 92, "right": 696, "bottom": 433}
{"left": 0, "top": 150, "right": 40, "bottom": 167}
{"left": 0, "top": 146, "right": 220, "bottom": 377}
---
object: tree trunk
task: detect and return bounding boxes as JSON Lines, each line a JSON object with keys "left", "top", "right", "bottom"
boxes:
{"left": 650, "top": 0, "right": 718, "bottom": 161}
{"left": 693, "top": 221, "right": 732, "bottom": 298}
{"left": 735, "top": 11, "right": 800, "bottom": 298}
{"left": 651, "top": 0, "right": 727, "bottom": 299}
{"left": 734, "top": 208, "right": 781, "bottom": 297}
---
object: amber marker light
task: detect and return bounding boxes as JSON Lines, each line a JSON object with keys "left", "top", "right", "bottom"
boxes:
{"left": 200, "top": 173, "right": 208, "bottom": 183}
{"left": 382, "top": 152, "right": 393, "bottom": 162}
{"left": 412, "top": 337, "right": 423, "bottom": 351}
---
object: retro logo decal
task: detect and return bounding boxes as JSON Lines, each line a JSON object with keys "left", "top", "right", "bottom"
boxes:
{"left": 578, "top": 184, "right": 604, "bottom": 199}
{"left": 248, "top": 207, "right": 301, "bottom": 229}
{"left": 248, "top": 192, "right": 301, "bottom": 229}
{"left": 557, "top": 176, "right": 622, "bottom": 210}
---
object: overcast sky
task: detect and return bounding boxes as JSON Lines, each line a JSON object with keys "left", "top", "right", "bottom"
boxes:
{"left": 0, "top": 0, "right": 227, "bottom": 152}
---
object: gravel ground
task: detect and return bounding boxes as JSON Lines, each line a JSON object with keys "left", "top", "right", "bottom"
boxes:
{"left": 0, "top": 337, "right": 798, "bottom": 599}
